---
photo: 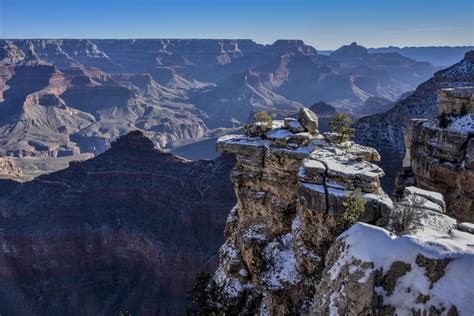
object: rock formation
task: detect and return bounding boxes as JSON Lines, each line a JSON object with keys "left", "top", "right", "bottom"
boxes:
{"left": 201, "top": 108, "right": 473, "bottom": 315}
{"left": 355, "top": 51, "right": 474, "bottom": 192}
{"left": 0, "top": 157, "right": 23, "bottom": 181}
{"left": 0, "top": 39, "right": 440, "bottom": 164}
{"left": 399, "top": 87, "right": 474, "bottom": 222}
{"left": 204, "top": 108, "right": 392, "bottom": 314}
{"left": 0, "top": 131, "right": 236, "bottom": 315}
{"left": 313, "top": 186, "right": 473, "bottom": 315}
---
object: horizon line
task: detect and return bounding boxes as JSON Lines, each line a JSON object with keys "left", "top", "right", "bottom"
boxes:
{"left": 1, "top": 38, "right": 473, "bottom": 51}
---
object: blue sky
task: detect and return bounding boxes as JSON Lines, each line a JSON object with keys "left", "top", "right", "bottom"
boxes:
{"left": 0, "top": 0, "right": 472, "bottom": 49}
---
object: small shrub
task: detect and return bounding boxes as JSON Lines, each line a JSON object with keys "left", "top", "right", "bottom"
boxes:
{"left": 185, "top": 273, "right": 220, "bottom": 315}
{"left": 329, "top": 113, "right": 354, "bottom": 143}
{"left": 342, "top": 188, "right": 366, "bottom": 227}
{"left": 438, "top": 112, "right": 451, "bottom": 128}
{"left": 244, "top": 111, "right": 273, "bottom": 137}
{"left": 389, "top": 195, "right": 424, "bottom": 235}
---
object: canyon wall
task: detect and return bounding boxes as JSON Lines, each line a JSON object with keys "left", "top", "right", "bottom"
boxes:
{"left": 0, "top": 131, "right": 236, "bottom": 315}
{"left": 202, "top": 108, "right": 474, "bottom": 315}
{"left": 400, "top": 87, "right": 474, "bottom": 222}
{"left": 204, "top": 109, "right": 392, "bottom": 314}
{"left": 355, "top": 51, "right": 474, "bottom": 192}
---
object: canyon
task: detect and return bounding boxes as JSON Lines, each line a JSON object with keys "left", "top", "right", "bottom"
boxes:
{"left": 0, "top": 39, "right": 443, "bottom": 166}
{"left": 0, "top": 131, "right": 236, "bottom": 315}
{"left": 198, "top": 107, "right": 473, "bottom": 315}
{"left": 355, "top": 50, "right": 474, "bottom": 191}
{"left": 0, "top": 39, "right": 473, "bottom": 315}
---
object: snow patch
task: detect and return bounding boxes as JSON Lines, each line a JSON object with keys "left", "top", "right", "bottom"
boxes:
{"left": 261, "top": 233, "right": 301, "bottom": 290}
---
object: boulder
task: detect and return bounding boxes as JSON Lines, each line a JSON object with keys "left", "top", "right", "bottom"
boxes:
{"left": 297, "top": 107, "right": 319, "bottom": 134}
{"left": 284, "top": 118, "right": 305, "bottom": 133}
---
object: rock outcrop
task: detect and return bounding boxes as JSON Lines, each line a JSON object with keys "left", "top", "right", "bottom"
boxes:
{"left": 201, "top": 107, "right": 474, "bottom": 315}
{"left": 0, "top": 157, "right": 23, "bottom": 181}
{"left": 205, "top": 108, "right": 392, "bottom": 314}
{"left": 0, "top": 131, "right": 236, "bottom": 315}
{"left": 313, "top": 186, "right": 473, "bottom": 315}
{"left": 399, "top": 87, "right": 474, "bottom": 222}
{"left": 355, "top": 51, "right": 474, "bottom": 192}
{"left": 314, "top": 221, "right": 473, "bottom": 315}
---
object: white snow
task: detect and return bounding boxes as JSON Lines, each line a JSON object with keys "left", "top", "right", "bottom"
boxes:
{"left": 217, "top": 135, "right": 270, "bottom": 147}
{"left": 213, "top": 267, "right": 252, "bottom": 299}
{"left": 423, "top": 113, "right": 474, "bottom": 134}
{"left": 260, "top": 233, "right": 301, "bottom": 290}
{"left": 449, "top": 113, "right": 474, "bottom": 133}
{"left": 331, "top": 223, "right": 474, "bottom": 314}
{"left": 266, "top": 129, "right": 294, "bottom": 140}
{"left": 404, "top": 186, "right": 445, "bottom": 211}
{"left": 458, "top": 222, "right": 474, "bottom": 234}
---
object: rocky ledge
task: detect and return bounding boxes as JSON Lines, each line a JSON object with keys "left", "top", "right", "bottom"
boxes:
{"left": 201, "top": 108, "right": 474, "bottom": 315}
{"left": 400, "top": 87, "right": 474, "bottom": 222}
{"left": 315, "top": 190, "right": 473, "bottom": 315}
{"left": 207, "top": 108, "right": 392, "bottom": 314}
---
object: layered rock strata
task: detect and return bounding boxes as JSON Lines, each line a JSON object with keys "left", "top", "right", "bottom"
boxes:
{"left": 355, "top": 51, "right": 474, "bottom": 192}
{"left": 0, "top": 131, "right": 236, "bottom": 315}
{"left": 208, "top": 109, "right": 392, "bottom": 314}
{"left": 400, "top": 87, "right": 474, "bottom": 222}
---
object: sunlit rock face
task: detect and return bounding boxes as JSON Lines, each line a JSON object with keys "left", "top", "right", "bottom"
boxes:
{"left": 399, "top": 87, "right": 474, "bottom": 222}
{"left": 0, "top": 131, "right": 236, "bottom": 315}
{"left": 203, "top": 106, "right": 473, "bottom": 315}
{"left": 0, "top": 39, "right": 440, "bottom": 161}
{"left": 206, "top": 108, "right": 392, "bottom": 314}
{"left": 354, "top": 51, "right": 474, "bottom": 192}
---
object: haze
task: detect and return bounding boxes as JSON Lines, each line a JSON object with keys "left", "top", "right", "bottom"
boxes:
{"left": 1, "top": 0, "right": 473, "bottom": 49}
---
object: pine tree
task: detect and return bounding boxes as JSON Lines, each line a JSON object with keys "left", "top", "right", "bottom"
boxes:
{"left": 342, "top": 188, "right": 366, "bottom": 227}
{"left": 329, "top": 113, "right": 354, "bottom": 143}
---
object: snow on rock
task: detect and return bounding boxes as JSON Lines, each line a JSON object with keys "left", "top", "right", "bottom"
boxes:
{"left": 458, "top": 222, "right": 474, "bottom": 234}
{"left": 449, "top": 113, "right": 474, "bottom": 132}
{"left": 314, "top": 222, "right": 474, "bottom": 315}
{"left": 213, "top": 267, "right": 252, "bottom": 299}
{"left": 422, "top": 113, "right": 474, "bottom": 134}
{"left": 260, "top": 233, "right": 301, "bottom": 291}
{"left": 404, "top": 186, "right": 446, "bottom": 212}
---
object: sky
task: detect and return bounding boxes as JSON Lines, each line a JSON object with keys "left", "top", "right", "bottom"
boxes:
{"left": 0, "top": 0, "right": 473, "bottom": 50}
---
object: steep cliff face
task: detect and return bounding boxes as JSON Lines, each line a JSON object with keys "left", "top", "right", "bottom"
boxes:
{"left": 354, "top": 51, "right": 474, "bottom": 192}
{"left": 205, "top": 109, "right": 392, "bottom": 314}
{"left": 0, "top": 131, "right": 236, "bottom": 315}
{"left": 399, "top": 87, "right": 474, "bottom": 222}
{"left": 203, "top": 108, "right": 474, "bottom": 315}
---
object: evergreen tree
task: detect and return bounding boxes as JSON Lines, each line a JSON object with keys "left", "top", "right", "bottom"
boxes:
{"left": 329, "top": 113, "right": 354, "bottom": 143}
{"left": 342, "top": 188, "right": 366, "bottom": 227}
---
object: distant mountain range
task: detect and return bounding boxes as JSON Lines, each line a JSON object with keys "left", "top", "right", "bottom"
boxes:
{"left": 319, "top": 45, "right": 474, "bottom": 67}
{"left": 0, "top": 39, "right": 459, "bottom": 167}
